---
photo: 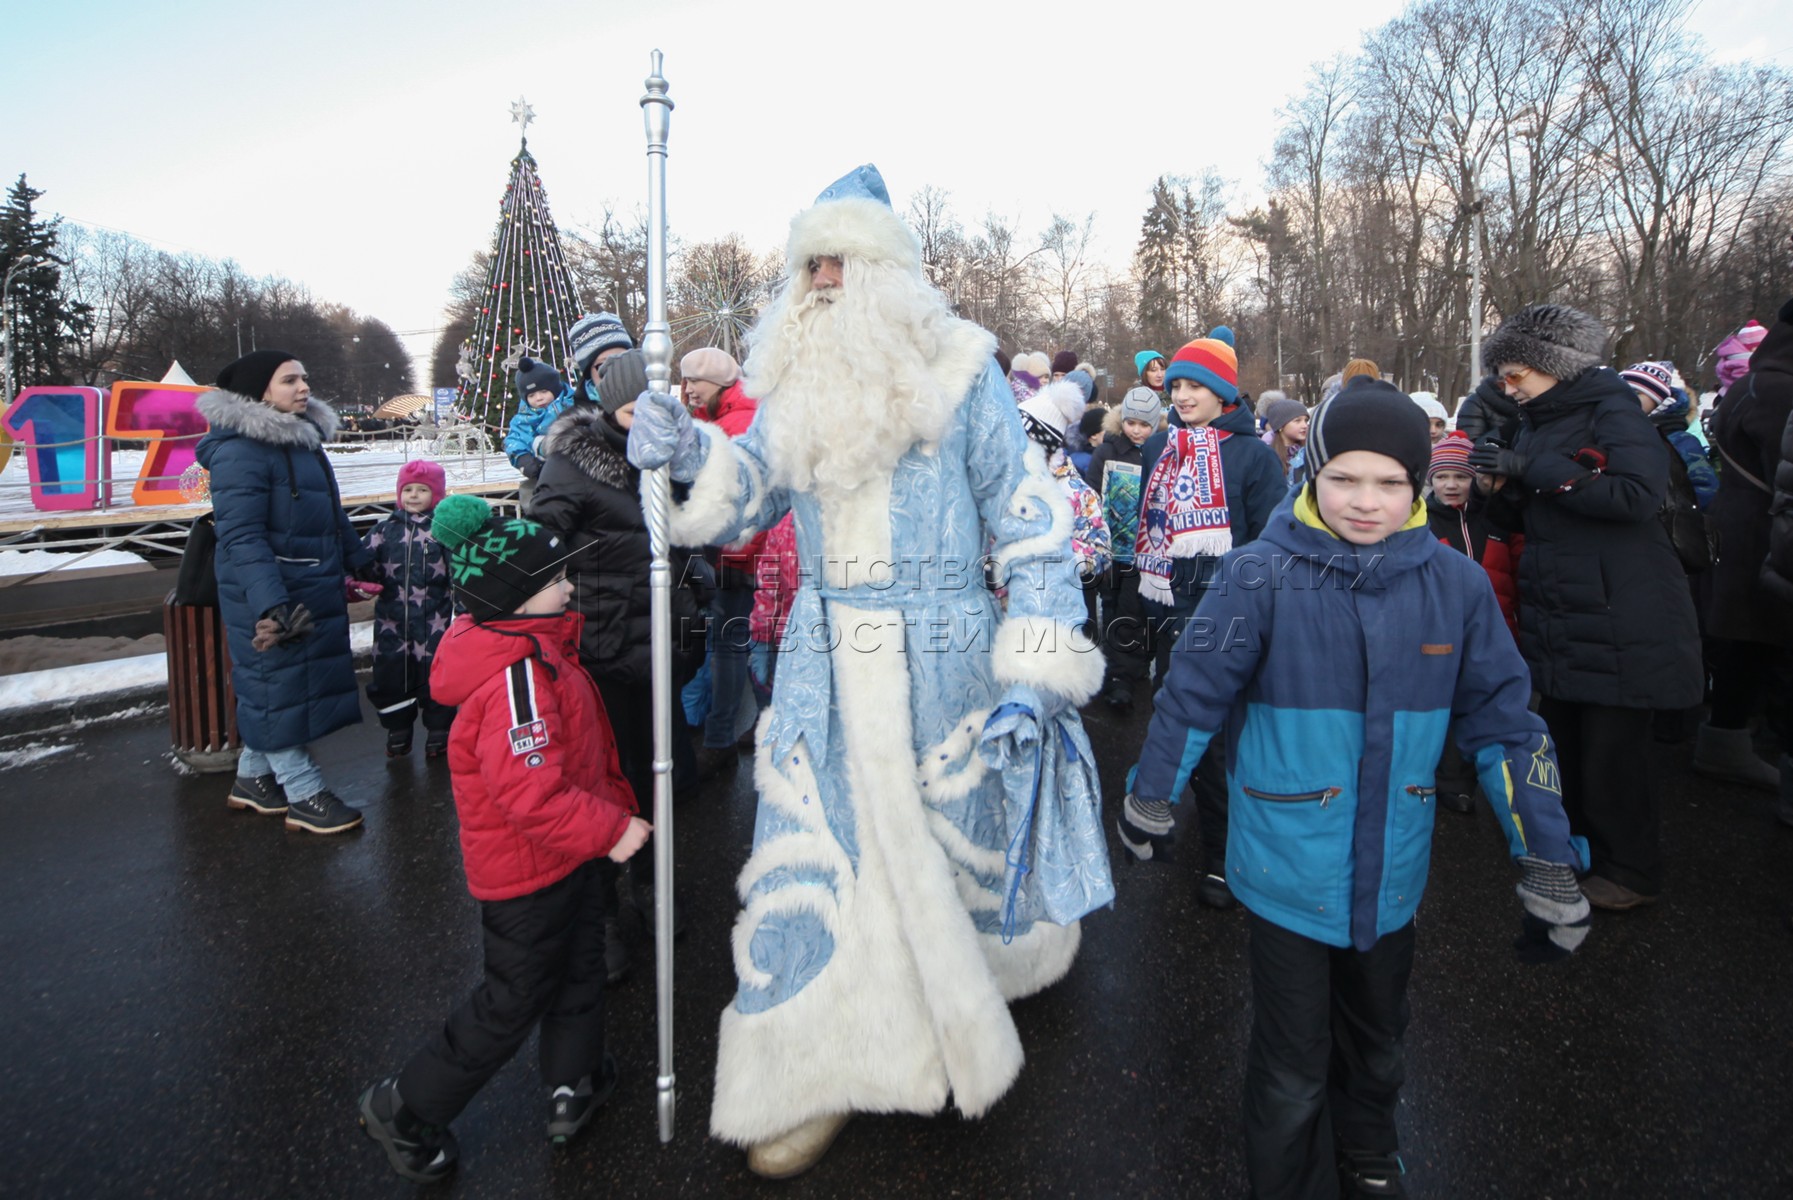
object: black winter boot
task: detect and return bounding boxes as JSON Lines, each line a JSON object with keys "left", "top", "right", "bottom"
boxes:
{"left": 226, "top": 773, "right": 287, "bottom": 815}
{"left": 359, "top": 1078, "right": 458, "bottom": 1183}
{"left": 385, "top": 728, "right": 413, "bottom": 758}
{"left": 424, "top": 728, "right": 451, "bottom": 759}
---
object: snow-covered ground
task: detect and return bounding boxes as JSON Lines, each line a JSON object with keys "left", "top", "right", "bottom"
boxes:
{"left": 0, "top": 619, "right": 376, "bottom": 719}
{"left": 0, "top": 548, "right": 153, "bottom": 576}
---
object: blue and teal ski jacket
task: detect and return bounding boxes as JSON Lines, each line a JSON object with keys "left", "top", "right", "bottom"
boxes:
{"left": 503, "top": 385, "right": 577, "bottom": 471}
{"left": 1132, "top": 489, "right": 1587, "bottom": 950}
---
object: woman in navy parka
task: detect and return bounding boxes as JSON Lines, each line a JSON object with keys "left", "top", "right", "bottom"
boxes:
{"left": 196, "top": 350, "right": 372, "bottom": 835}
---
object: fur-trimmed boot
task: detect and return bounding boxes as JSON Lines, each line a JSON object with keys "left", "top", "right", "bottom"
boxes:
{"left": 746, "top": 1113, "right": 851, "bottom": 1180}
{"left": 1691, "top": 723, "right": 1780, "bottom": 791}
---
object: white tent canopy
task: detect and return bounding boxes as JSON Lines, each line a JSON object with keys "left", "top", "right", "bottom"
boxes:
{"left": 159, "top": 361, "right": 197, "bottom": 386}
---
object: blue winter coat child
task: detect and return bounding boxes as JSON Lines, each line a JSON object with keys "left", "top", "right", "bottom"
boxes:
{"left": 503, "top": 357, "right": 576, "bottom": 478}
{"left": 1132, "top": 488, "right": 1589, "bottom": 950}
{"left": 196, "top": 389, "right": 371, "bottom": 751}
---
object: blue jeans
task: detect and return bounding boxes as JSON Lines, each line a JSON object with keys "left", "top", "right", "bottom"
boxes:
{"left": 239, "top": 744, "right": 326, "bottom": 803}
{"left": 704, "top": 588, "right": 757, "bottom": 749}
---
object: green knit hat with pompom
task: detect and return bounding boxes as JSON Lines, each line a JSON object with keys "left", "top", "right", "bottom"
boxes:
{"left": 431, "top": 494, "right": 568, "bottom": 621}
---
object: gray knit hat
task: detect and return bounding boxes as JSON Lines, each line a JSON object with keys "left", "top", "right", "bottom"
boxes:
{"left": 1118, "top": 386, "right": 1162, "bottom": 426}
{"left": 1263, "top": 397, "right": 1308, "bottom": 432}
{"left": 594, "top": 349, "right": 649, "bottom": 417}
{"left": 1482, "top": 304, "right": 1608, "bottom": 381}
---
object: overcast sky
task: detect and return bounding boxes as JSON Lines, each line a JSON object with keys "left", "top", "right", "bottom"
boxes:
{"left": 7, "top": 0, "right": 1787, "bottom": 383}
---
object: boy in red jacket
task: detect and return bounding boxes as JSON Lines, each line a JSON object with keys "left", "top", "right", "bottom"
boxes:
{"left": 359, "top": 496, "right": 650, "bottom": 1184}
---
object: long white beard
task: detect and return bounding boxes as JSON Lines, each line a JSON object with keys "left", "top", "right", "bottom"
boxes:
{"left": 745, "top": 263, "right": 965, "bottom": 500}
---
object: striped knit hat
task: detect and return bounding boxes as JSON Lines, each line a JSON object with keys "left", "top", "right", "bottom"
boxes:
{"left": 1619, "top": 361, "right": 1675, "bottom": 405}
{"left": 1428, "top": 432, "right": 1475, "bottom": 481}
{"left": 1163, "top": 326, "right": 1238, "bottom": 404}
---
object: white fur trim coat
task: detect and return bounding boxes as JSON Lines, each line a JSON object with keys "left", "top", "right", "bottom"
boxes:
{"left": 659, "top": 327, "right": 1105, "bottom": 1145}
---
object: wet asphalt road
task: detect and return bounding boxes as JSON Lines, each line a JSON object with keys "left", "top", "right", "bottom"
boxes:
{"left": 2, "top": 694, "right": 1790, "bottom": 1199}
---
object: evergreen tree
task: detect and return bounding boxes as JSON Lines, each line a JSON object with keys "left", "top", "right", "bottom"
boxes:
{"left": 2, "top": 174, "right": 92, "bottom": 392}
{"left": 451, "top": 110, "right": 582, "bottom": 433}
{"left": 1132, "top": 177, "right": 1181, "bottom": 360}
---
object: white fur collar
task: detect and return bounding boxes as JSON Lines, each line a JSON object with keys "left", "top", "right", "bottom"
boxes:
{"left": 197, "top": 389, "right": 339, "bottom": 447}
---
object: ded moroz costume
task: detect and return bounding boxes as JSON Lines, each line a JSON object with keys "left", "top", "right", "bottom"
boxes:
{"left": 627, "top": 165, "right": 1108, "bottom": 1175}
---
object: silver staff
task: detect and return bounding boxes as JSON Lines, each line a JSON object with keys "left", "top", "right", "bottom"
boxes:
{"left": 639, "top": 48, "right": 678, "bottom": 1146}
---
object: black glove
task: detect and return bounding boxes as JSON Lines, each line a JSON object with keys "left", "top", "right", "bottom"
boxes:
{"left": 1513, "top": 855, "right": 1591, "bottom": 965}
{"left": 251, "top": 602, "right": 316, "bottom": 652}
{"left": 516, "top": 453, "right": 543, "bottom": 479}
{"left": 1468, "top": 442, "right": 1528, "bottom": 478}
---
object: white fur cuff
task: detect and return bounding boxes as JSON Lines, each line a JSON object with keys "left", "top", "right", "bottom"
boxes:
{"left": 990, "top": 616, "right": 1106, "bottom": 707}
{"left": 663, "top": 422, "right": 742, "bottom": 547}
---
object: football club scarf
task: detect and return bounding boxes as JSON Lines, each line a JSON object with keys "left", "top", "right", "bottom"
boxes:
{"left": 1135, "top": 426, "right": 1233, "bottom": 604}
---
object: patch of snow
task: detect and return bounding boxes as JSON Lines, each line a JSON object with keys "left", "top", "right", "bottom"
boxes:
{"left": 0, "top": 622, "right": 374, "bottom": 715}
{"left": 0, "top": 741, "right": 75, "bottom": 769}
{"left": 0, "top": 548, "right": 152, "bottom": 576}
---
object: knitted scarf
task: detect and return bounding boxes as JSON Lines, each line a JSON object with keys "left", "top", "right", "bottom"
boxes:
{"left": 1136, "top": 426, "right": 1233, "bottom": 604}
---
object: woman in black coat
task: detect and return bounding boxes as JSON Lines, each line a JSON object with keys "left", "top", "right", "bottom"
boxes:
{"left": 527, "top": 350, "right": 703, "bottom": 975}
{"left": 1473, "top": 305, "right": 1702, "bottom": 911}
{"left": 1700, "top": 296, "right": 1793, "bottom": 815}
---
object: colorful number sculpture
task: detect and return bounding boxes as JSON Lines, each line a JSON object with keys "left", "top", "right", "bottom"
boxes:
{"left": 106, "top": 382, "right": 210, "bottom": 506}
{"left": 1, "top": 386, "right": 105, "bottom": 510}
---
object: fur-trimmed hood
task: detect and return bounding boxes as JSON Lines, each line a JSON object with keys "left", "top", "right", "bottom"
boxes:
{"left": 542, "top": 404, "right": 635, "bottom": 491}
{"left": 196, "top": 388, "right": 339, "bottom": 448}
{"left": 1482, "top": 303, "right": 1609, "bottom": 381}
{"left": 786, "top": 196, "right": 922, "bottom": 285}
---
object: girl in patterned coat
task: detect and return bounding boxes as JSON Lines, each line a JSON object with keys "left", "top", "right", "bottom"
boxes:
{"left": 363, "top": 460, "right": 456, "bottom": 756}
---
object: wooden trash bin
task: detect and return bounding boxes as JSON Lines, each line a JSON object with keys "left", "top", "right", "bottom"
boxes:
{"left": 163, "top": 592, "right": 241, "bottom": 773}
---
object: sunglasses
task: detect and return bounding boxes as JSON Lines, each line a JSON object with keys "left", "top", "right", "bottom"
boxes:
{"left": 1498, "top": 367, "right": 1534, "bottom": 388}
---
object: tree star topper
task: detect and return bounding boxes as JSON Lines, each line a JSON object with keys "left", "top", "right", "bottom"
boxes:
{"left": 510, "top": 97, "right": 535, "bottom": 137}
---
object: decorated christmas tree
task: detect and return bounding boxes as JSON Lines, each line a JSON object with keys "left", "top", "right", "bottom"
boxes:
{"left": 453, "top": 100, "right": 583, "bottom": 434}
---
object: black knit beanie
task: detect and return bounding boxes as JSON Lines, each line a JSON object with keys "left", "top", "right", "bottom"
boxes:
{"left": 1305, "top": 379, "right": 1432, "bottom": 488}
{"left": 514, "top": 357, "right": 565, "bottom": 407}
{"left": 431, "top": 494, "right": 570, "bottom": 622}
{"left": 216, "top": 349, "right": 300, "bottom": 402}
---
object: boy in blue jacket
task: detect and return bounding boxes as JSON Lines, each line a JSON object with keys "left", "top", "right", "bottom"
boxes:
{"left": 1131, "top": 382, "right": 1591, "bottom": 1199}
{"left": 503, "top": 357, "right": 576, "bottom": 481}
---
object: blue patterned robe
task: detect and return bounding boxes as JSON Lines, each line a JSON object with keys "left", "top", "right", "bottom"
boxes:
{"left": 664, "top": 346, "right": 1105, "bottom": 1144}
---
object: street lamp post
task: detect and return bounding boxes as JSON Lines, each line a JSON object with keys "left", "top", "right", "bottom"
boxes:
{"left": 2, "top": 255, "right": 48, "bottom": 404}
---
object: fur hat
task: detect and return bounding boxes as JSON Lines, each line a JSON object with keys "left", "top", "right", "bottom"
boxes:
{"left": 1263, "top": 397, "right": 1308, "bottom": 432}
{"left": 1119, "top": 386, "right": 1163, "bottom": 426}
{"left": 396, "top": 459, "right": 446, "bottom": 511}
{"left": 567, "top": 312, "right": 634, "bottom": 380}
{"left": 216, "top": 349, "right": 300, "bottom": 402}
{"left": 1307, "top": 379, "right": 1432, "bottom": 489}
{"left": 1482, "top": 303, "right": 1608, "bottom": 381}
{"left": 1134, "top": 350, "right": 1165, "bottom": 378}
{"left": 1408, "top": 391, "right": 1449, "bottom": 422}
{"left": 786, "top": 163, "right": 920, "bottom": 279}
{"left": 431, "top": 494, "right": 568, "bottom": 623}
{"left": 1163, "top": 326, "right": 1238, "bottom": 404}
{"left": 1051, "top": 350, "right": 1079, "bottom": 376}
{"left": 514, "top": 357, "right": 564, "bottom": 406}
{"left": 1428, "top": 432, "right": 1475, "bottom": 481}
{"left": 1255, "top": 388, "right": 1288, "bottom": 417}
{"left": 595, "top": 349, "right": 649, "bottom": 417}
{"left": 1017, "top": 380, "right": 1086, "bottom": 452}
{"left": 680, "top": 347, "right": 740, "bottom": 387}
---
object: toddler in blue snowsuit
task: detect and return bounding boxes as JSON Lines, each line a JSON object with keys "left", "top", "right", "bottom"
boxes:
{"left": 503, "top": 357, "right": 576, "bottom": 480}
{"left": 1131, "top": 381, "right": 1591, "bottom": 1199}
